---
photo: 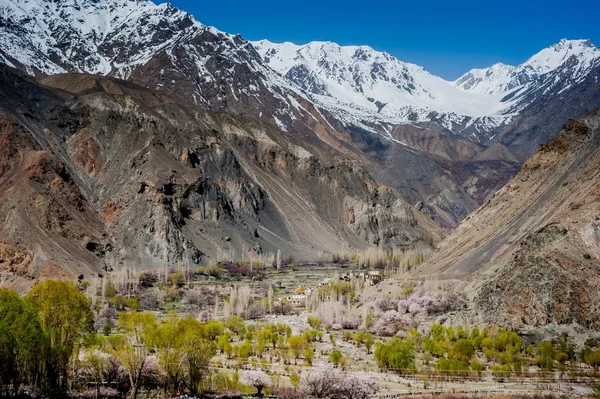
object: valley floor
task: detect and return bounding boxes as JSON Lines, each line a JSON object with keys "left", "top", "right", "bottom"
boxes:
{"left": 209, "top": 314, "right": 596, "bottom": 398}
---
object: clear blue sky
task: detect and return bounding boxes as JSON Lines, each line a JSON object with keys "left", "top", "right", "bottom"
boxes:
{"left": 159, "top": 0, "right": 600, "bottom": 80}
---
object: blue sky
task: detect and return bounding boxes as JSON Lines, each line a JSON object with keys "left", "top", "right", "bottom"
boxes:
{"left": 160, "top": 0, "right": 600, "bottom": 80}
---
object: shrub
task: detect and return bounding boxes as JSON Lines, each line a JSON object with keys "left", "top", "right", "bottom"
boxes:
{"left": 139, "top": 291, "right": 159, "bottom": 310}
{"left": 164, "top": 287, "right": 181, "bottom": 302}
{"left": 330, "top": 350, "right": 343, "bottom": 367}
{"left": 139, "top": 270, "right": 158, "bottom": 287}
{"left": 308, "top": 315, "right": 321, "bottom": 330}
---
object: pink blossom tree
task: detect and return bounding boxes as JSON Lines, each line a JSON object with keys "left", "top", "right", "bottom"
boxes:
{"left": 240, "top": 370, "right": 271, "bottom": 397}
{"left": 300, "top": 367, "right": 341, "bottom": 398}
{"left": 336, "top": 373, "right": 378, "bottom": 399}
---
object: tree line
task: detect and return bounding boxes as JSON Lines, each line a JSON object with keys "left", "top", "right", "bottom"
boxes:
{"left": 0, "top": 281, "right": 216, "bottom": 399}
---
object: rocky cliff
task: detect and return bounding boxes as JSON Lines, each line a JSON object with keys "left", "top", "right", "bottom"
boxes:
{"left": 416, "top": 112, "right": 600, "bottom": 329}
{"left": 0, "top": 66, "right": 441, "bottom": 290}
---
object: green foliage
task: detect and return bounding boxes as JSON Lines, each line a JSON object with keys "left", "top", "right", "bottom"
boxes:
{"left": 156, "top": 316, "right": 216, "bottom": 396}
{"left": 452, "top": 339, "right": 475, "bottom": 361}
{"left": 304, "top": 348, "right": 314, "bottom": 365}
{"left": 26, "top": 280, "right": 94, "bottom": 392}
{"left": 470, "top": 360, "right": 484, "bottom": 374}
{"left": 206, "top": 320, "right": 225, "bottom": 340}
{"left": 303, "top": 329, "right": 321, "bottom": 343}
{"left": 0, "top": 289, "right": 44, "bottom": 395}
{"left": 436, "top": 358, "right": 470, "bottom": 375}
{"left": 287, "top": 336, "right": 307, "bottom": 361}
{"left": 329, "top": 349, "right": 343, "bottom": 367}
{"left": 169, "top": 271, "right": 185, "bottom": 287}
{"left": 374, "top": 338, "right": 416, "bottom": 373}
{"left": 535, "top": 341, "right": 555, "bottom": 371}
{"left": 237, "top": 340, "right": 253, "bottom": 359}
{"left": 102, "top": 324, "right": 112, "bottom": 336}
{"left": 431, "top": 324, "right": 445, "bottom": 341}
{"left": 225, "top": 316, "right": 246, "bottom": 336}
{"left": 424, "top": 337, "right": 447, "bottom": 357}
{"left": 365, "top": 313, "right": 374, "bottom": 329}
{"left": 126, "top": 297, "right": 140, "bottom": 309}
{"left": 165, "top": 286, "right": 181, "bottom": 302}
{"left": 492, "top": 364, "right": 512, "bottom": 378}
{"left": 307, "top": 315, "right": 321, "bottom": 330}
{"left": 481, "top": 328, "right": 521, "bottom": 364}
{"left": 204, "top": 264, "right": 225, "bottom": 278}
{"left": 104, "top": 283, "right": 117, "bottom": 298}
{"left": 113, "top": 311, "right": 159, "bottom": 399}
{"left": 584, "top": 348, "right": 600, "bottom": 368}
{"left": 364, "top": 333, "right": 375, "bottom": 354}
{"left": 401, "top": 285, "right": 414, "bottom": 298}
{"left": 289, "top": 373, "right": 300, "bottom": 388}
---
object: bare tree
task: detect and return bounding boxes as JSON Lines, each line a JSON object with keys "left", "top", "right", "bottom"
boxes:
{"left": 301, "top": 367, "right": 341, "bottom": 399}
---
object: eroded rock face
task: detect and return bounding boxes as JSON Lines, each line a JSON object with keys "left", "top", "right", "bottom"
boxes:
{"left": 0, "top": 67, "right": 441, "bottom": 288}
{"left": 477, "top": 226, "right": 600, "bottom": 329}
{"left": 415, "top": 112, "right": 600, "bottom": 329}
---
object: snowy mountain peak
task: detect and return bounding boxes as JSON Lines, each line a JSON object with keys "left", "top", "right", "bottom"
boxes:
{"left": 0, "top": 0, "right": 219, "bottom": 75}
{"left": 524, "top": 38, "right": 598, "bottom": 75}
{"left": 1, "top": 0, "right": 599, "bottom": 148}
{"left": 253, "top": 39, "right": 508, "bottom": 129}
{"left": 454, "top": 39, "right": 600, "bottom": 96}
{"left": 453, "top": 63, "right": 518, "bottom": 94}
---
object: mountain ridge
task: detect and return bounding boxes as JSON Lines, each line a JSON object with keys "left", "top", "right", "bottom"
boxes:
{"left": 1, "top": 0, "right": 599, "bottom": 228}
{"left": 2, "top": 0, "right": 598, "bottom": 146}
{"left": 254, "top": 37, "right": 600, "bottom": 142}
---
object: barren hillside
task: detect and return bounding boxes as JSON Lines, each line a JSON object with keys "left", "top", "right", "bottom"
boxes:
{"left": 372, "top": 110, "right": 600, "bottom": 329}
{"left": 0, "top": 66, "right": 441, "bottom": 290}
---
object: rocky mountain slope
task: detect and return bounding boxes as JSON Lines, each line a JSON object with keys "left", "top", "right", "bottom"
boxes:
{"left": 415, "top": 110, "right": 600, "bottom": 329}
{"left": 0, "top": 65, "right": 441, "bottom": 290}
{"left": 1, "top": 0, "right": 598, "bottom": 229}
{"left": 0, "top": 0, "right": 353, "bottom": 153}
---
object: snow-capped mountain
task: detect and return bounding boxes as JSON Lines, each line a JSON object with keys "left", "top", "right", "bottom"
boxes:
{"left": 1, "top": 0, "right": 599, "bottom": 149}
{"left": 253, "top": 40, "right": 505, "bottom": 118}
{"left": 0, "top": 0, "right": 325, "bottom": 139}
{"left": 254, "top": 38, "right": 600, "bottom": 142}
{"left": 455, "top": 39, "right": 600, "bottom": 95}
{"left": 0, "top": 0, "right": 200, "bottom": 75}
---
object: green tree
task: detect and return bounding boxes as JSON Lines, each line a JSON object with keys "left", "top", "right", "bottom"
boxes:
{"left": 305, "top": 348, "right": 315, "bottom": 365}
{"left": 307, "top": 315, "right": 321, "bottom": 330}
{"left": 0, "top": 289, "right": 44, "bottom": 395}
{"left": 225, "top": 316, "right": 246, "bottom": 336}
{"left": 374, "top": 338, "right": 416, "bottom": 373}
{"left": 113, "top": 311, "right": 158, "bottom": 399}
{"left": 452, "top": 339, "right": 475, "bottom": 361}
{"left": 329, "top": 349, "right": 343, "bottom": 367}
{"left": 287, "top": 336, "right": 307, "bottom": 363}
{"left": 177, "top": 318, "right": 217, "bottom": 396}
{"left": 26, "top": 280, "right": 94, "bottom": 393}
{"left": 205, "top": 320, "right": 224, "bottom": 340}
{"left": 535, "top": 341, "right": 555, "bottom": 371}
